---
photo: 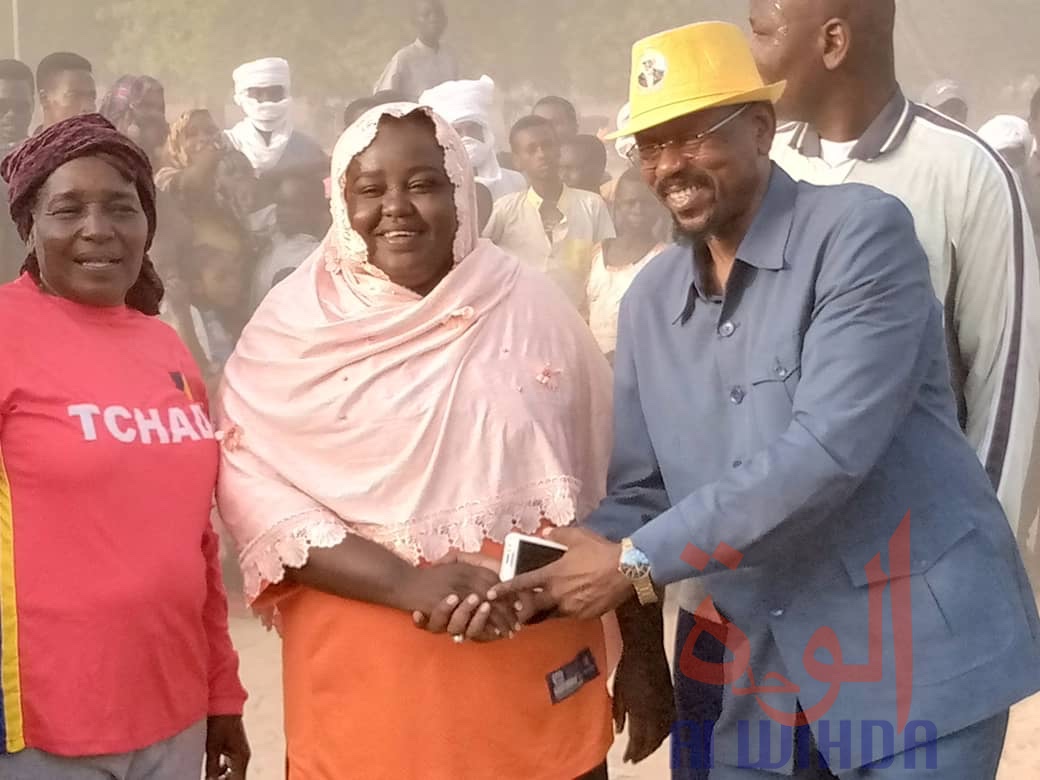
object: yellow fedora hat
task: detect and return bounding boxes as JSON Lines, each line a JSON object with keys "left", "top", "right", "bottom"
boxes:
{"left": 607, "top": 21, "right": 786, "bottom": 140}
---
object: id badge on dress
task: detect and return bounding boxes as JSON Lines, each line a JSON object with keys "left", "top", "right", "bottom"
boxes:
{"left": 546, "top": 648, "right": 600, "bottom": 704}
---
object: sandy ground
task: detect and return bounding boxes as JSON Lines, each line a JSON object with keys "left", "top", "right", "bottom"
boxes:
{"left": 229, "top": 597, "right": 1040, "bottom": 780}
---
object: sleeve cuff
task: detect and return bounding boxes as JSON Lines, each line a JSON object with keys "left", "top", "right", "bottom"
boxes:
{"left": 583, "top": 502, "right": 651, "bottom": 542}
{"left": 208, "top": 694, "right": 247, "bottom": 717}
{"left": 630, "top": 507, "right": 702, "bottom": 587}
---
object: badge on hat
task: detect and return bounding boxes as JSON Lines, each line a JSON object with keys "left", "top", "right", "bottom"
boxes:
{"left": 636, "top": 49, "right": 667, "bottom": 93}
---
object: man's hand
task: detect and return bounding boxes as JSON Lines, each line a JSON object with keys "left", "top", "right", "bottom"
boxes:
{"left": 205, "top": 715, "right": 250, "bottom": 780}
{"left": 487, "top": 527, "right": 633, "bottom": 621}
{"left": 613, "top": 642, "right": 676, "bottom": 763}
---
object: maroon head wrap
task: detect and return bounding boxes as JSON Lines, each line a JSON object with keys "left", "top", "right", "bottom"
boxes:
{"left": 0, "top": 113, "right": 157, "bottom": 247}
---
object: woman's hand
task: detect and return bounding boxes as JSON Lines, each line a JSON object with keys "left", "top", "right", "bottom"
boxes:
{"left": 205, "top": 715, "right": 250, "bottom": 780}
{"left": 404, "top": 561, "right": 521, "bottom": 642}
{"left": 416, "top": 586, "right": 552, "bottom": 639}
{"left": 414, "top": 590, "right": 520, "bottom": 642}
{"left": 412, "top": 552, "right": 557, "bottom": 641}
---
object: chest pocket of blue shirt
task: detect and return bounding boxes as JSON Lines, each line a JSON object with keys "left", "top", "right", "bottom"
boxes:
{"left": 749, "top": 336, "right": 803, "bottom": 405}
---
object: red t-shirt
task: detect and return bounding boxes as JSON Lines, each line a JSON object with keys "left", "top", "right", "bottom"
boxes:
{"left": 0, "top": 275, "right": 246, "bottom": 756}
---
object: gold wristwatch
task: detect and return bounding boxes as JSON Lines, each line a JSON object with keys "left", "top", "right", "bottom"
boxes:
{"left": 619, "top": 538, "right": 658, "bottom": 605}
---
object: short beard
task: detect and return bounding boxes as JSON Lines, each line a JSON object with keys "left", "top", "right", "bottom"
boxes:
{"left": 671, "top": 214, "right": 702, "bottom": 247}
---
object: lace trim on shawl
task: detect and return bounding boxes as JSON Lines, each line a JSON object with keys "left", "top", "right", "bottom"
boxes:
{"left": 357, "top": 475, "right": 588, "bottom": 564}
{"left": 238, "top": 509, "right": 349, "bottom": 604}
{"left": 237, "top": 475, "right": 587, "bottom": 605}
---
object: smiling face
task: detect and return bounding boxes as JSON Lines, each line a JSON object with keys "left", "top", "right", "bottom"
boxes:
{"left": 31, "top": 156, "right": 149, "bottom": 307}
{"left": 636, "top": 103, "right": 774, "bottom": 241}
{"left": 343, "top": 113, "right": 458, "bottom": 296}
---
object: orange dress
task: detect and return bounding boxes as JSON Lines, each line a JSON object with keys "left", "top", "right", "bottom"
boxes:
{"left": 269, "top": 542, "right": 614, "bottom": 780}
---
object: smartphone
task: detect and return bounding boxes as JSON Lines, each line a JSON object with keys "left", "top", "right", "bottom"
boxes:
{"left": 499, "top": 532, "right": 568, "bottom": 582}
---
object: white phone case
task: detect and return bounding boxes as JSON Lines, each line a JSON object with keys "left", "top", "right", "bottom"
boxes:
{"left": 499, "top": 532, "right": 568, "bottom": 581}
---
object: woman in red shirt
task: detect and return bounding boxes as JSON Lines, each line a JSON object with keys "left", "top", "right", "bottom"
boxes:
{"left": 0, "top": 115, "right": 250, "bottom": 779}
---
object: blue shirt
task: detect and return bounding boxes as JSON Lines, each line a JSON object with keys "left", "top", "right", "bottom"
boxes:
{"left": 583, "top": 165, "right": 1040, "bottom": 769}
{"left": 587, "top": 164, "right": 975, "bottom": 580}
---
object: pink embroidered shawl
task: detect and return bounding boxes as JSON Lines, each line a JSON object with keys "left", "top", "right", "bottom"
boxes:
{"left": 215, "top": 104, "right": 614, "bottom": 602}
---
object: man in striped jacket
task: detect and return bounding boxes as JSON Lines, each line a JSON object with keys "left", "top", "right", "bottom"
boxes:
{"left": 747, "top": 0, "right": 1040, "bottom": 564}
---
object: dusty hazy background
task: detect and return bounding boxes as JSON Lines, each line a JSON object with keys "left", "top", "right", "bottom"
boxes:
{"left": 3, "top": 1, "right": 1039, "bottom": 146}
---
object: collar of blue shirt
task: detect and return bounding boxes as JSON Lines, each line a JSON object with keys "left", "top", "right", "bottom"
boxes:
{"left": 675, "top": 164, "right": 798, "bottom": 323}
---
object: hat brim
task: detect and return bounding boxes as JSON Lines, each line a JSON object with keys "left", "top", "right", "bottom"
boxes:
{"left": 605, "top": 81, "right": 787, "bottom": 140}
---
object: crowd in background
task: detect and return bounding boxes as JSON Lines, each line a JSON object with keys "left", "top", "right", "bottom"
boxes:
{"left": 0, "top": 1, "right": 677, "bottom": 392}
{"left": 4, "top": 1, "right": 1040, "bottom": 399}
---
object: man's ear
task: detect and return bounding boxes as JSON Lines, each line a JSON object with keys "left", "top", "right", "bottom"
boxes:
{"left": 751, "top": 103, "right": 777, "bottom": 156}
{"left": 821, "top": 18, "right": 852, "bottom": 72}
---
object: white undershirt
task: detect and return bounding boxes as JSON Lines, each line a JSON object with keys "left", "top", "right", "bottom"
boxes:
{"left": 819, "top": 137, "right": 860, "bottom": 167}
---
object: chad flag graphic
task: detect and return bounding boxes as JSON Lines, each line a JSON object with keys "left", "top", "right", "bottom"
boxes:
{"left": 169, "top": 371, "right": 195, "bottom": 401}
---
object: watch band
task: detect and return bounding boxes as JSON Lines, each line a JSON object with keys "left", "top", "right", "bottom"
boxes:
{"left": 632, "top": 576, "right": 659, "bottom": 606}
{"left": 620, "top": 538, "right": 659, "bottom": 606}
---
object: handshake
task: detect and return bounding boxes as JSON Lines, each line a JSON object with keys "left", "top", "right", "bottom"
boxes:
{"left": 408, "top": 526, "right": 637, "bottom": 643}
{"left": 408, "top": 549, "right": 553, "bottom": 643}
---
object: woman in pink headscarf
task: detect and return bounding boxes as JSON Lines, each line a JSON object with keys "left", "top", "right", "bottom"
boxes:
{"left": 216, "top": 104, "right": 617, "bottom": 779}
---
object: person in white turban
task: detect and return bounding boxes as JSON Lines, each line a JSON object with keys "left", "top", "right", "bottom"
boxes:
{"left": 419, "top": 75, "right": 525, "bottom": 201}
{"left": 979, "top": 115, "right": 1034, "bottom": 171}
{"left": 979, "top": 115, "right": 1040, "bottom": 237}
{"left": 612, "top": 103, "right": 635, "bottom": 164}
{"left": 599, "top": 103, "right": 636, "bottom": 206}
{"left": 225, "top": 57, "right": 326, "bottom": 181}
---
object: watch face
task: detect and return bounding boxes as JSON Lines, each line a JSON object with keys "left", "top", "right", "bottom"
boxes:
{"left": 622, "top": 546, "right": 652, "bottom": 579}
{"left": 630, "top": 560, "right": 652, "bottom": 579}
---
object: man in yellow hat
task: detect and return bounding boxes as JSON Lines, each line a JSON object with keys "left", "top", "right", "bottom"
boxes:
{"left": 489, "top": 20, "right": 1040, "bottom": 780}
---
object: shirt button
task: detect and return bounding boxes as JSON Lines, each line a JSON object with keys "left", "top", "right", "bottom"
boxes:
{"left": 776, "top": 366, "right": 789, "bottom": 378}
{"left": 719, "top": 321, "right": 736, "bottom": 338}
{"left": 770, "top": 608, "right": 785, "bottom": 618}
{"left": 732, "top": 460, "right": 743, "bottom": 468}
{"left": 730, "top": 386, "right": 745, "bottom": 405}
